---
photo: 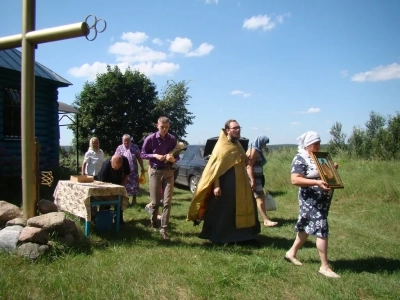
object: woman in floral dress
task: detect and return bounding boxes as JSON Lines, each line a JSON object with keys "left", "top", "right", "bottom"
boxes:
{"left": 115, "top": 134, "right": 144, "bottom": 205}
{"left": 285, "top": 131, "right": 340, "bottom": 278}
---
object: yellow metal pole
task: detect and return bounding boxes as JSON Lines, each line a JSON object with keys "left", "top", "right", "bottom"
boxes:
{"left": 0, "top": 34, "right": 22, "bottom": 50}
{"left": 21, "top": 0, "right": 37, "bottom": 219}
{"left": 26, "top": 23, "right": 89, "bottom": 44}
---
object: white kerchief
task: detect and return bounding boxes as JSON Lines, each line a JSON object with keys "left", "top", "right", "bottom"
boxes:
{"left": 297, "top": 131, "right": 320, "bottom": 151}
{"left": 297, "top": 131, "right": 321, "bottom": 178}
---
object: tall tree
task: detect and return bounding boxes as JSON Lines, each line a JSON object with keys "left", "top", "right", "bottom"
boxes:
{"left": 70, "top": 65, "right": 158, "bottom": 154}
{"left": 365, "top": 111, "right": 386, "bottom": 138}
{"left": 328, "top": 121, "right": 347, "bottom": 154}
{"left": 383, "top": 111, "right": 400, "bottom": 159}
{"left": 347, "top": 126, "right": 368, "bottom": 158}
{"left": 152, "top": 80, "right": 195, "bottom": 144}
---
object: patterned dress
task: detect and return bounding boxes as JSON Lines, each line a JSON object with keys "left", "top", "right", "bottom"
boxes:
{"left": 253, "top": 153, "right": 265, "bottom": 196}
{"left": 115, "top": 144, "right": 141, "bottom": 196}
{"left": 291, "top": 154, "right": 334, "bottom": 237}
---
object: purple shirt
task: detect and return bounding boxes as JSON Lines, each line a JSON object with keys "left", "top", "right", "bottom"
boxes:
{"left": 141, "top": 132, "right": 180, "bottom": 167}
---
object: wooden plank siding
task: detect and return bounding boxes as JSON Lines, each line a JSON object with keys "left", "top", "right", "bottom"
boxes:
{"left": 0, "top": 67, "right": 66, "bottom": 176}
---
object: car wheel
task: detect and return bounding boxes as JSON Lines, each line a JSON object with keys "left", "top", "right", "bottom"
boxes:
{"left": 189, "top": 176, "right": 199, "bottom": 194}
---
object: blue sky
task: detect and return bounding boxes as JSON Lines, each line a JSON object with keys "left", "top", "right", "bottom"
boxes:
{"left": 1, "top": 0, "right": 399, "bottom": 146}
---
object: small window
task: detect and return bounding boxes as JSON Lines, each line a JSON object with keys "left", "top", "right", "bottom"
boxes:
{"left": 3, "top": 88, "right": 21, "bottom": 139}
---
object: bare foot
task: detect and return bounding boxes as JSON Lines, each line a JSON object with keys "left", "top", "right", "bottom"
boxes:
{"left": 264, "top": 220, "right": 278, "bottom": 227}
{"left": 284, "top": 252, "right": 303, "bottom": 266}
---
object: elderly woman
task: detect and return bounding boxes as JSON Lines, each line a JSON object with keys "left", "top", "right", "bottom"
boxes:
{"left": 285, "top": 131, "right": 340, "bottom": 278}
{"left": 81, "top": 137, "right": 104, "bottom": 180}
{"left": 115, "top": 134, "right": 144, "bottom": 205}
{"left": 246, "top": 135, "right": 278, "bottom": 227}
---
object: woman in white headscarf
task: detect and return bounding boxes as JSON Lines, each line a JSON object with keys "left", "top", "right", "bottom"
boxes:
{"left": 284, "top": 131, "right": 340, "bottom": 278}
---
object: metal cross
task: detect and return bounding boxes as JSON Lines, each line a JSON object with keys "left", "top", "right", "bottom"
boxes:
{"left": 0, "top": 0, "right": 106, "bottom": 219}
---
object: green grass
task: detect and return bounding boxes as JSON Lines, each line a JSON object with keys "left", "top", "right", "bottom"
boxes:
{"left": 1, "top": 149, "right": 400, "bottom": 299}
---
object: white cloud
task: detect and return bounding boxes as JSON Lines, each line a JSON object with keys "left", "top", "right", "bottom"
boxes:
{"left": 68, "top": 61, "right": 179, "bottom": 80}
{"left": 152, "top": 38, "right": 163, "bottom": 45}
{"left": 68, "top": 31, "right": 213, "bottom": 80}
{"left": 109, "top": 43, "right": 166, "bottom": 62}
{"left": 231, "top": 90, "right": 244, "bottom": 95}
{"left": 68, "top": 62, "right": 109, "bottom": 79}
{"left": 231, "top": 90, "right": 251, "bottom": 97}
{"left": 170, "top": 37, "right": 193, "bottom": 54}
{"left": 187, "top": 43, "right": 214, "bottom": 57}
{"left": 296, "top": 107, "right": 321, "bottom": 114}
{"left": 243, "top": 13, "right": 290, "bottom": 31}
{"left": 291, "top": 122, "right": 301, "bottom": 125}
{"left": 205, "top": 0, "right": 219, "bottom": 4}
{"left": 351, "top": 63, "right": 400, "bottom": 82}
{"left": 340, "top": 70, "right": 348, "bottom": 77}
{"left": 121, "top": 32, "right": 148, "bottom": 44}
{"left": 130, "top": 62, "right": 180, "bottom": 76}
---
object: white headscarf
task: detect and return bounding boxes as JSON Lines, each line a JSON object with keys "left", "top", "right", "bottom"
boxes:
{"left": 296, "top": 131, "right": 321, "bottom": 179}
{"left": 297, "top": 131, "right": 320, "bottom": 151}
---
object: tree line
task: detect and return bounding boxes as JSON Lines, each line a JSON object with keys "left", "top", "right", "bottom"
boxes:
{"left": 69, "top": 65, "right": 195, "bottom": 154}
{"left": 328, "top": 111, "right": 400, "bottom": 160}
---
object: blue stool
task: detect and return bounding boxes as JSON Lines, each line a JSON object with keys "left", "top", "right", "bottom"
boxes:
{"left": 85, "top": 196, "right": 121, "bottom": 237}
{"left": 95, "top": 210, "right": 115, "bottom": 231}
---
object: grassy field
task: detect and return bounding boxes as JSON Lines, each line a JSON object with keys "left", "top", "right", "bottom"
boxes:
{"left": 1, "top": 148, "right": 399, "bottom": 300}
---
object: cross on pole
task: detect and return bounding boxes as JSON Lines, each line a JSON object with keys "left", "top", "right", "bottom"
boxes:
{"left": 0, "top": 0, "right": 106, "bottom": 219}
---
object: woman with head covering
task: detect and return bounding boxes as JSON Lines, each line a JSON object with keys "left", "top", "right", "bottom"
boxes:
{"left": 81, "top": 137, "right": 104, "bottom": 180}
{"left": 246, "top": 135, "right": 278, "bottom": 227}
{"left": 115, "top": 134, "right": 145, "bottom": 205}
{"left": 285, "top": 131, "right": 340, "bottom": 278}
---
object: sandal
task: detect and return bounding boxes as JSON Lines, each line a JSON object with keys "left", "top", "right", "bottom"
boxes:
{"left": 284, "top": 254, "right": 303, "bottom": 266}
{"left": 318, "top": 268, "right": 340, "bottom": 278}
{"left": 264, "top": 220, "right": 278, "bottom": 227}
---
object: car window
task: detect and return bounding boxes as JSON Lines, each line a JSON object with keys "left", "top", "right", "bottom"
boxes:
{"left": 183, "top": 146, "right": 197, "bottom": 160}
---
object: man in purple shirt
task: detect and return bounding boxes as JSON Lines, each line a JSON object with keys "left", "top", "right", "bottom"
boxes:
{"left": 141, "top": 116, "right": 180, "bottom": 240}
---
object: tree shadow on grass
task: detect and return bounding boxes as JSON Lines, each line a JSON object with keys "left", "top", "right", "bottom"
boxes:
{"left": 331, "top": 257, "right": 400, "bottom": 274}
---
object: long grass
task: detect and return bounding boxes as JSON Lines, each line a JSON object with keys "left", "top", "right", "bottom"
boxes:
{"left": 0, "top": 149, "right": 399, "bottom": 300}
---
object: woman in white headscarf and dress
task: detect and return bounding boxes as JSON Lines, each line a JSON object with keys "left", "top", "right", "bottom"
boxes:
{"left": 284, "top": 131, "right": 341, "bottom": 278}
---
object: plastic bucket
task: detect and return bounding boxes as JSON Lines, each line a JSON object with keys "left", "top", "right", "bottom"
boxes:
{"left": 95, "top": 210, "right": 115, "bottom": 231}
